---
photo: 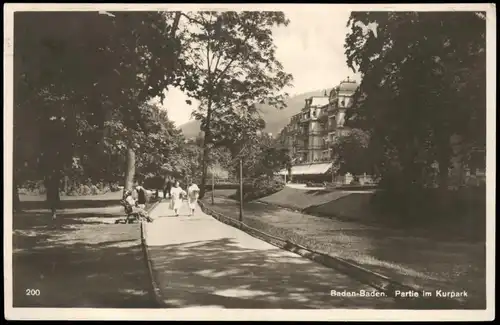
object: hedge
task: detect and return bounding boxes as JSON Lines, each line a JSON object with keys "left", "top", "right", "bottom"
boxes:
{"left": 231, "top": 176, "right": 285, "bottom": 202}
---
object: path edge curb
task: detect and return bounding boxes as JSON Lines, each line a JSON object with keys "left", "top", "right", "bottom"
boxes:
{"left": 140, "top": 199, "right": 168, "bottom": 308}
{"left": 198, "top": 200, "right": 469, "bottom": 309}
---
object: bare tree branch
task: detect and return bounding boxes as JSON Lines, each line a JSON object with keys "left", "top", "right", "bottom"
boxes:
{"left": 213, "top": 33, "right": 251, "bottom": 85}
{"left": 179, "top": 12, "right": 206, "bottom": 26}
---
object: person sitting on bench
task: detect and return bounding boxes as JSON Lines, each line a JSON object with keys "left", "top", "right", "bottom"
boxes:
{"left": 135, "top": 183, "right": 148, "bottom": 209}
{"left": 122, "top": 190, "right": 153, "bottom": 223}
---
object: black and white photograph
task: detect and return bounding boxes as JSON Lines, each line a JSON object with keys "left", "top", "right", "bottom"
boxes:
{"left": 4, "top": 3, "right": 495, "bottom": 321}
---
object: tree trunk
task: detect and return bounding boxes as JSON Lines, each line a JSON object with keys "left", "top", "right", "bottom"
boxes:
{"left": 64, "top": 175, "right": 69, "bottom": 194}
{"left": 199, "top": 144, "right": 210, "bottom": 199}
{"left": 229, "top": 147, "right": 239, "bottom": 180}
{"left": 164, "top": 12, "right": 182, "bottom": 85}
{"left": 437, "top": 136, "right": 451, "bottom": 190}
{"left": 47, "top": 169, "right": 61, "bottom": 219}
{"left": 438, "top": 157, "right": 450, "bottom": 189}
{"left": 124, "top": 147, "right": 136, "bottom": 193}
{"left": 199, "top": 98, "right": 213, "bottom": 200}
{"left": 435, "top": 144, "right": 452, "bottom": 214}
{"left": 13, "top": 177, "right": 21, "bottom": 213}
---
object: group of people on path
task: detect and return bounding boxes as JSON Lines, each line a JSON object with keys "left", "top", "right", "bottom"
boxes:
{"left": 168, "top": 179, "right": 200, "bottom": 217}
{"left": 122, "top": 177, "right": 200, "bottom": 223}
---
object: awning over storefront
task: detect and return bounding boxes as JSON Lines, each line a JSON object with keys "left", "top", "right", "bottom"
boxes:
{"left": 306, "top": 162, "right": 332, "bottom": 175}
{"left": 277, "top": 162, "right": 332, "bottom": 176}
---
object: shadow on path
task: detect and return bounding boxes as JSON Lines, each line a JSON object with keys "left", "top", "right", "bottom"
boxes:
{"left": 12, "top": 208, "right": 156, "bottom": 308}
{"left": 149, "top": 237, "right": 397, "bottom": 309}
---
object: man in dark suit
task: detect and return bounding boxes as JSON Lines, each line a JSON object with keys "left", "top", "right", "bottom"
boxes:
{"left": 136, "top": 184, "right": 147, "bottom": 208}
{"left": 163, "top": 177, "right": 173, "bottom": 199}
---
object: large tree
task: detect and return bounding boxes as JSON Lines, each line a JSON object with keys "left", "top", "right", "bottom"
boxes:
{"left": 205, "top": 104, "right": 267, "bottom": 176}
{"left": 230, "top": 132, "right": 290, "bottom": 180}
{"left": 98, "top": 103, "right": 185, "bottom": 186}
{"left": 178, "top": 11, "right": 293, "bottom": 198}
{"left": 331, "top": 128, "right": 372, "bottom": 179}
{"left": 14, "top": 11, "right": 189, "bottom": 216}
{"left": 344, "top": 11, "right": 486, "bottom": 192}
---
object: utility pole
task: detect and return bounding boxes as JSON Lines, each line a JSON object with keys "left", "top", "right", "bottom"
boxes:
{"left": 239, "top": 158, "right": 243, "bottom": 222}
{"left": 211, "top": 169, "right": 215, "bottom": 205}
{"left": 331, "top": 160, "right": 335, "bottom": 183}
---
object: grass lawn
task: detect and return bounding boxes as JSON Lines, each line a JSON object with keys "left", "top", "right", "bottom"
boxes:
{"left": 259, "top": 187, "right": 354, "bottom": 210}
{"left": 18, "top": 191, "right": 124, "bottom": 211}
{"left": 203, "top": 195, "right": 486, "bottom": 309}
{"left": 12, "top": 195, "right": 158, "bottom": 308}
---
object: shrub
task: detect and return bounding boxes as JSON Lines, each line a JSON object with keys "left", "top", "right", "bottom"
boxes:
{"left": 18, "top": 180, "right": 120, "bottom": 196}
{"left": 90, "top": 184, "right": 100, "bottom": 195}
{"left": 203, "top": 183, "right": 239, "bottom": 191}
{"left": 17, "top": 187, "right": 29, "bottom": 195}
{"left": 67, "top": 189, "right": 79, "bottom": 196}
{"left": 17, "top": 181, "right": 46, "bottom": 195}
{"left": 233, "top": 175, "right": 285, "bottom": 202}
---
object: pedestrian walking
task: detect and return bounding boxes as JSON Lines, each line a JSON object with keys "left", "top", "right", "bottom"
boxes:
{"left": 163, "top": 177, "right": 173, "bottom": 199}
{"left": 169, "top": 180, "right": 186, "bottom": 216}
{"left": 187, "top": 182, "right": 200, "bottom": 216}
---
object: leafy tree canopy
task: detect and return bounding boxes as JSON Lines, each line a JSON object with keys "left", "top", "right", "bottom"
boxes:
{"left": 175, "top": 11, "right": 293, "bottom": 197}
{"left": 344, "top": 11, "right": 486, "bottom": 188}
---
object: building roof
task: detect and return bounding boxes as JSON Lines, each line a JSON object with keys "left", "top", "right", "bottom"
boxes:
{"left": 338, "top": 80, "right": 358, "bottom": 96}
{"left": 277, "top": 162, "right": 332, "bottom": 176}
{"left": 309, "top": 96, "right": 330, "bottom": 107}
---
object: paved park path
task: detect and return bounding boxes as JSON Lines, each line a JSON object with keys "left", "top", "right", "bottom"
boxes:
{"left": 144, "top": 200, "right": 398, "bottom": 309}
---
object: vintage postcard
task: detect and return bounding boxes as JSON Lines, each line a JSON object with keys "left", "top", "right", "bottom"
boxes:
{"left": 4, "top": 3, "right": 495, "bottom": 321}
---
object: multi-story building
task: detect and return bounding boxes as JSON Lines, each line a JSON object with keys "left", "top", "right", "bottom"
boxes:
{"left": 277, "top": 77, "right": 358, "bottom": 182}
{"left": 291, "top": 94, "right": 330, "bottom": 163}
{"left": 325, "top": 76, "right": 359, "bottom": 149}
{"left": 278, "top": 77, "right": 358, "bottom": 163}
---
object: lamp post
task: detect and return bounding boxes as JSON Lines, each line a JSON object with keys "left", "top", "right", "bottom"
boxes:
{"left": 239, "top": 158, "right": 243, "bottom": 222}
{"left": 331, "top": 158, "right": 335, "bottom": 183}
{"left": 211, "top": 169, "right": 215, "bottom": 205}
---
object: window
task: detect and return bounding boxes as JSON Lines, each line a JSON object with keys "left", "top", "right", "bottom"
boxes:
{"left": 337, "top": 129, "right": 349, "bottom": 137}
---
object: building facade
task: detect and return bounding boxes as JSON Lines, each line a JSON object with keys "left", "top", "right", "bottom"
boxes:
{"left": 278, "top": 77, "right": 359, "bottom": 166}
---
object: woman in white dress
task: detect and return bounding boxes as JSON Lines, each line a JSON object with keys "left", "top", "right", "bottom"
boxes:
{"left": 187, "top": 182, "right": 200, "bottom": 216}
{"left": 169, "top": 180, "right": 186, "bottom": 216}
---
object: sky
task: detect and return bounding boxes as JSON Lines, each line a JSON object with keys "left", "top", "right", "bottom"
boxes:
{"left": 151, "top": 8, "right": 361, "bottom": 127}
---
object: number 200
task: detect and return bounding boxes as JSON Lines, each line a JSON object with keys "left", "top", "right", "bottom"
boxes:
{"left": 26, "top": 289, "right": 40, "bottom": 296}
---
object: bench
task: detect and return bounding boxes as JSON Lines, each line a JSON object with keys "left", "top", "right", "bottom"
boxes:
{"left": 115, "top": 199, "right": 140, "bottom": 224}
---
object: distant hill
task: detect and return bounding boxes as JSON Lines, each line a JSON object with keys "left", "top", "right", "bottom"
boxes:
{"left": 179, "top": 89, "right": 331, "bottom": 139}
